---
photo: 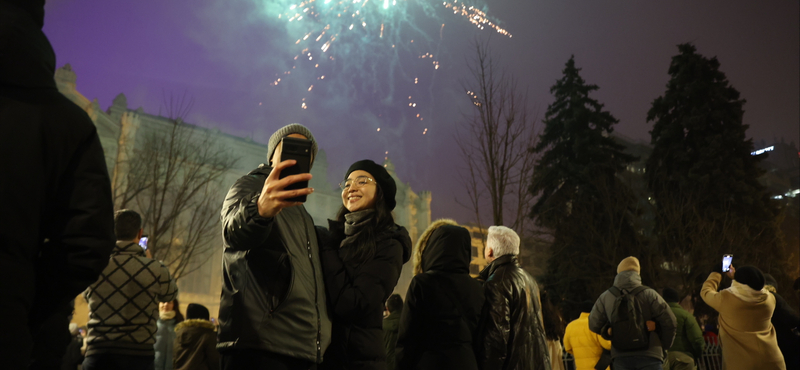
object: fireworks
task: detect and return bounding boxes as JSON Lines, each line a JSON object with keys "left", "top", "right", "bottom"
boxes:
{"left": 266, "top": 0, "right": 511, "bottom": 139}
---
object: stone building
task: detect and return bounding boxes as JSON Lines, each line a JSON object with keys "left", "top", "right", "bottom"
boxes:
{"left": 55, "top": 65, "right": 431, "bottom": 322}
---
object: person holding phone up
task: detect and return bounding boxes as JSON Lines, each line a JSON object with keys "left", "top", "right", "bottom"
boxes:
{"left": 701, "top": 262, "right": 785, "bottom": 370}
{"left": 318, "top": 160, "right": 412, "bottom": 370}
{"left": 218, "top": 124, "right": 331, "bottom": 370}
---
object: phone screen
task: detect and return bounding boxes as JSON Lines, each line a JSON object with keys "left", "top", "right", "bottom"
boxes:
{"left": 722, "top": 254, "right": 733, "bottom": 272}
{"left": 139, "top": 236, "right": 149, "bottom": 250}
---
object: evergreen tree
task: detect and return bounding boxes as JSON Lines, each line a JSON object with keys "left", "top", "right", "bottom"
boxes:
{"left": 646, "top": 44, "right": 788, "bottom": 298}
{"left": 531, "top": 56, "right": 640, "bottom": 312}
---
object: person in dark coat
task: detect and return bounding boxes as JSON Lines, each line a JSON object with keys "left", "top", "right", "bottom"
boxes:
{"left": 319, "top": 160, "right": 412, "bottom": 370}
{"left": 218, "top": 124, "right": 331, "bottom": 370}
{"left": 383, "top": 294, "right": 403, "bottom": 370}
{"left": 0, "top": 1, "right": 116, "bottom": 369}
{"left": 173, "top": 304, "right": 219, "bottom": 370}
{"left": 476, "top": 225, "right": 551, "bottom": 370}
{"left": 395, "top": 220, "right": 485, "bottom": 370}
{"left": 764, "top": 274, "right": 800, "bottom": 370}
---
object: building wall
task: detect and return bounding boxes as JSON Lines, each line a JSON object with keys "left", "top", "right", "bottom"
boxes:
{"left": 56, "top": 65, "right": 431, "bottom": 321}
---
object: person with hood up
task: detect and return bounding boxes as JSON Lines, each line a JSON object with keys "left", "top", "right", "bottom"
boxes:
{"left": 319, "top": 159, "right": 412, "bottom": 370}
{"left": 475, "top": 225, "right": 551, "bottom": 370}
{"left": 1, "top": 1, "right": 116, "bottom": 368}
{"left": 173, "top": 304, "right": 219, "bottom": 370}
{"left": 701, "top": 265, "right": 785, "bottom": 370}
{"left": 395, "top": 219, "right": 485, "bottom": 370}
{"left": 763, "top": 274, "right": 800, "bottom": 370}
{"left": 589, "top": 256, "right": 676, "bottom": 370}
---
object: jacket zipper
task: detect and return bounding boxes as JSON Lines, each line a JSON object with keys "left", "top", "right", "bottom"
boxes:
{"left": 302, "top": 215, "right": 323, "bottom": 363}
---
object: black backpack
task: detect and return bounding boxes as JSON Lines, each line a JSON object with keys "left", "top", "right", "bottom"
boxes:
{"left": 608, "top": 285, "right": 650, "bottom": 351}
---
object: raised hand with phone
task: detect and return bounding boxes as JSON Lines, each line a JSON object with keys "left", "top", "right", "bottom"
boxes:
{"left": 257, "top": 134, "right": 314, "bottom": 218}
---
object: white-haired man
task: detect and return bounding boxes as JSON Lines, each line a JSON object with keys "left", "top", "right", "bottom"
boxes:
{"left": 476, "top": 226, "right": 551, "bottom": 370}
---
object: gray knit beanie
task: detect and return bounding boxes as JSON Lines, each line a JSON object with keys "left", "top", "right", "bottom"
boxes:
{"left": 267, "top": 123, "right": 318, "bottom": 167}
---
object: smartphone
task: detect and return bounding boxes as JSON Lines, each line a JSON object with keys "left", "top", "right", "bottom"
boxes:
{"left": 139, "top": 236, "right": 148, "bottom": 251}
{"left": 278, "top": 137, "right": 312, "bottom": 203}
{"left": 722, "top": 254, "right": 733, "bottom": 272}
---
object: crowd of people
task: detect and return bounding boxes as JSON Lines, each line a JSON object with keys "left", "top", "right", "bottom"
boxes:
{"left": 2, "top": 1, "right": 799, "bottom": 370}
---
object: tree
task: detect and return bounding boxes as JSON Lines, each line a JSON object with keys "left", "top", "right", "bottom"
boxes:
{"left": 530, "top": 56, "right": 640, "bottom": 311}
{"left": 646, "top": 43, "right": 790, "bottom": 298}
{"left": 111, "top": 95, "right": 236, "bottom": 280}
{"left": 455, "top": 39, "right": 538, "bottom": 238}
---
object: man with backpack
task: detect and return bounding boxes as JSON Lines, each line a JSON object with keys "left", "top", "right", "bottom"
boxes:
{"left": 589, "top": 256, "right": 676, "bottom": 370}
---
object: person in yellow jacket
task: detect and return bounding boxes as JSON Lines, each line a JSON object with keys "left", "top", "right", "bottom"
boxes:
{"left": 701, "top": 264, "right": 785, "bottom": 370}
{"left": 564, "top": 302, "right": 611, "bottom": 370}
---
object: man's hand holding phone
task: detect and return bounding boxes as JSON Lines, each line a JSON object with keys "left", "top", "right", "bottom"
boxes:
{"left": 257, "top": 159, "right": 314, "bottom": 218}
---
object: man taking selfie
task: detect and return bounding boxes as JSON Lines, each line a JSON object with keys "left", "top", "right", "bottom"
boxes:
{"left": 217, "top": 124, "right": 331, "bottom": 370}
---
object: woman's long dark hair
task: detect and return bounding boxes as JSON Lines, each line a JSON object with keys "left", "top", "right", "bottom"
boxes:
{"left": 540, "top": 290, "right": 565, "bottom": 341}
{"left": 171, "top": 298, "right": 185, "bottom": 323}
{"left": 336, "top": 183, "right": 395, "bottom": 266}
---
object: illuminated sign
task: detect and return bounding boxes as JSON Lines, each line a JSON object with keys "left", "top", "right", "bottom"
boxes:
{"left": 751, "top": 146, "right": 774, "bottom": 155}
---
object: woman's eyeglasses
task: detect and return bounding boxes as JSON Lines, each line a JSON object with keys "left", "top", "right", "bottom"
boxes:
{"left": 339, "top": 176, "right": 375, "bottom": 190}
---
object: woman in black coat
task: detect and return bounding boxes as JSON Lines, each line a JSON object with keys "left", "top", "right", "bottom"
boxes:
{"left": 395, "top": 220, "right": 485, "bottom": 370}
{"left": 320, "top": 160, "right": 412, "bottom": 370}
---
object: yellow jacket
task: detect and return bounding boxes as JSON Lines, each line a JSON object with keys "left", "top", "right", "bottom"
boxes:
{"left": 563, "top": 313, "right": 611, "bottom": 370}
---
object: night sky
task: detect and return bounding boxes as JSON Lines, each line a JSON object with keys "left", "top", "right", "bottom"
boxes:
{"left": 43, "top": 0, "right": 799, "bottom": 224}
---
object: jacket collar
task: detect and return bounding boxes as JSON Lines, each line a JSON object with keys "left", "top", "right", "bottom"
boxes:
{"left": 479, "top": 254, "right": 517, "bottom": 281}
{"left": 613, "top": 270, "right": 642, "bottom": 290}
{"left": 668, "top": 302, "right": 682, "bottom": 309}
{"left": 175, "top": 319, "right": 216, "bottom": 332}
{"left": 114, "top": 240, "right": 145, "bottom": 256}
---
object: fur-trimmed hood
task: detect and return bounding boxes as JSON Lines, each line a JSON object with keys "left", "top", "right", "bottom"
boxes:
{"left": 175, "top": 319, "right": 216, "bottom": 332}
{"left": 413, "top": 218, "right": 458, "bottom": 276}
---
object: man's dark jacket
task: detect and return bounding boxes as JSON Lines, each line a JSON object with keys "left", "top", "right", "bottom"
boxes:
{"left": 395, "top": 225, "right": 484, "bottom": 370}
{"left": 0, "top": 2, "right": 116, "bottom": 368}
{"left": 318, "top": 218, "right": 412, "bottom": 370}
{"left": 218, "top": 165, "right": 331, "bottom": 363}
{"left": 476, "top": 255, "right": 550, "bottom": 370}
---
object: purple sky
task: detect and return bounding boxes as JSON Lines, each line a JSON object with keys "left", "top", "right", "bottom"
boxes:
{"left": 43, "top": 0, "right": 799, "bottom": 224}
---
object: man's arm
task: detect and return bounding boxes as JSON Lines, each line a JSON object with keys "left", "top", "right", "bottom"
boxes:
{"left": 588, "top": 293, "right": 609, "bottom": 335}
{"left": 480, "top": 280, "right": 511, "bottom": 370}
{"left": 220, "top": 173, "right": 274, "bottom": 250}
{"left": 36, "top": 126, "right": 116, "bottom": 317}
{"left": 700, "top": 273, "right": 724, "bottom": 311}
{"left": 157, "top": 263, "right": 178, "bottom": 303}
{"left": 648, "top": 291, "right": 677, "bottom": 350}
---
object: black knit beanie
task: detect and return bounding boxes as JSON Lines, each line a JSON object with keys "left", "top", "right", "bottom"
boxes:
{"left": 662, "top": 287, "right": 680, "bottom": 303}
{"left": 735, "top": 265, "right": 765, "bottom": 291}
{"left": 345, "top": 160, "right": 397, "bottom": 211}
{"left": 186, "top": 303, "right": 210, "bottom": 321}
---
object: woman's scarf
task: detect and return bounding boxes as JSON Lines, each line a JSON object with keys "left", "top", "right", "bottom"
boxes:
{"left": 159, "top": 310, "right": 176, "bottom": 321}
{"left": 727, "top": 280, "right": 768, "bottom": 303}
{"left": 340, "top": 209, "right": 375, "bottom": 248}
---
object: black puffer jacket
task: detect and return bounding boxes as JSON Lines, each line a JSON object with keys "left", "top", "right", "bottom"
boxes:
{"left": 1, "top": 2, "right": 116, "bottom": 369}
{"left": 396, "top": 225, "right": 485, "bottom": 370}
{"left": 476, "top": 255, "right": 551, "bottom": 370}
{"left": 218, "top": 165, "right": 331, "bottom": 363}
{"left": 319, "top": 219, "right": 412, "bottom": 370}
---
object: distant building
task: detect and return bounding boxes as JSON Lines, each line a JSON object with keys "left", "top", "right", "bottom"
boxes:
{"left": 55, "top": 65, "right": 431, "bottom": 321}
